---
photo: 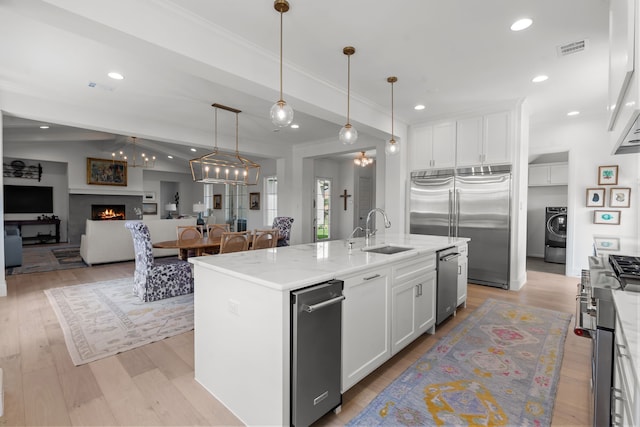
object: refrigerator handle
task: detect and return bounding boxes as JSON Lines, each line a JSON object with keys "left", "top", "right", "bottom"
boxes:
{"left": 448, "top": 189, "right": 453, "bottom": 238}
{"left": 455, "top": 189, "right": 460, "bottom": 238}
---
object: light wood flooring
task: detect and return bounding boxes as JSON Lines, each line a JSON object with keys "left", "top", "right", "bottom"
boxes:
{"left": 1, "top": 262, "right": 590, "bottom": 426}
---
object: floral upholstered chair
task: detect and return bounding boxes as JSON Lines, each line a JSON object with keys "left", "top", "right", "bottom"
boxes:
{"left": 272, "top": 216, "right": 294, "bottom": 247}
{"left": 125, "top": 221, "right": 194, "bottom": 302}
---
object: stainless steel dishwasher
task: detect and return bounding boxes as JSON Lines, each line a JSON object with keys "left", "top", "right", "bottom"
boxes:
{"left": 436, "top": 247, "right": 460, "bottom": 325}
{"left": 291, "top": 279, "right": 344, "bottom": 426}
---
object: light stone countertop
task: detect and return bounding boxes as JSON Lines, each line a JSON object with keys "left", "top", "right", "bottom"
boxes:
{"left": 189, "top": 233, "right": 468, "bottom": 291}
{"left": 612, "top": 290, "right": 640, "bottom": 388}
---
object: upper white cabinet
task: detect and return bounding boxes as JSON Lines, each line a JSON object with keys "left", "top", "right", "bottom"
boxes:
{"left": 456, "top": 111, "right": 511, "bottom": 167}
{"left": 409, "top": 122, "right": 455, "bottom": 171}
{"left": 528, "top": 163, "right": 568, "bottom": 186}
{"left": 410, "top": 110, "right": 511, "bottom": 171}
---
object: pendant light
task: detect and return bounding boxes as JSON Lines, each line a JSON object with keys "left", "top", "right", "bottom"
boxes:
{"left": 339, "top": 46, "right": 358, "bottom": 145}
{"left": 270, "top": 0, "right": 294, "bottom": 127}
{"left": 190, "top": 103, "right": 260, "bottom": 186}
{"left": 385, "top": 76, "right": 400, "bottom": 155}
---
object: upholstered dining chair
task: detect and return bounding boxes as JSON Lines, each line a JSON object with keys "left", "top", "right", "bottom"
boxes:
{"left": 218, "top": 231, "right": 252, "bottom": 254}
{"left": 125, "top": 221, "right": 193, "bottom": 302}
{"left": 251, "top": 228, "right": 279, "bottom": 250}
{"left": 272, "top": 216, "right": 294, "bottom": 247}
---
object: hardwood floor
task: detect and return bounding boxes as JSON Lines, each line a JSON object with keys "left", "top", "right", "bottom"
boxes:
{"left": 1, "top": 263, "right": 590, "bottom": 426}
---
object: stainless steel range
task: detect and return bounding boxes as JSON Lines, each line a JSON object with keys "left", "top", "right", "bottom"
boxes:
{"left": 574, "top": 256, "right": 622, "bottom": 427}
{"left": 609, "top": 254, "right": 640, "bottom": 291}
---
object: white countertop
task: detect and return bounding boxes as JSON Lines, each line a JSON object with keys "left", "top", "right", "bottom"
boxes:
{"left": 189, "top": 233, "right": 468, "bottom": 291}
{"left": 612, "top": 290, "right": 640, "bottom": 387}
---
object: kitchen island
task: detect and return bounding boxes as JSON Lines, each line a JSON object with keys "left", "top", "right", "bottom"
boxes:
{"left": 189, "top": 233, "right": 468, "bottom": 426}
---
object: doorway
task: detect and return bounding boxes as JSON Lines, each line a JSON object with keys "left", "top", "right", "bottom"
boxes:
{"left": 315, "top": 178, "right": 331, "bottom": 241}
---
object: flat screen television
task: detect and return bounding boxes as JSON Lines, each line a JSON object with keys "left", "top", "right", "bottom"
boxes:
{"left": 4, "top": 185, "right": 54, "bottom": 213}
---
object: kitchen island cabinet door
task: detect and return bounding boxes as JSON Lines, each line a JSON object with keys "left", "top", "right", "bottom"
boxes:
{"left": 415, "top": 271, "right": 436, "bottom": 334}
{"left": 340, "top": 266, "right": 391, "bottom": 392}
{"left": 457, "top": 243, "right": 468, "bottom": 308}
{"left": 391, "top": 272, "right": 436, "bottom": 355}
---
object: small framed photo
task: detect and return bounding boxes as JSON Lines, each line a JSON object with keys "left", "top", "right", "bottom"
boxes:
{"left": 594, "top": 237, "right": 620, "bottom": 251}
{"left": 213, "top": 194, "right": 222, "bottom": 210}
{"left": 609, "top": 187, "right": 631, "bottom": 207}
{"left": 249, "top": 192, "right": 260, "bottom": 210}
{"left": 586, "top": 188, "right": 605, "bottom": 207}
{"left": 598, "top": 165, "right": 619, "bottom": 185}
{"left": 142, "top": 203, "right": 157, "bottom": 215}
{"left": 594, "top": 210, "right": 621, "bottom": 225}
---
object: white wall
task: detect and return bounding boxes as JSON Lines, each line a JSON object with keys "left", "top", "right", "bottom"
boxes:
{"left": 530, "top": 113, "right": 639, "bottom": 276}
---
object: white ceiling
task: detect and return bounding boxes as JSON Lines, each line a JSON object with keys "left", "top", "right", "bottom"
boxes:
{"left": 0, "top": 0, "right": 610, "bottom": 164}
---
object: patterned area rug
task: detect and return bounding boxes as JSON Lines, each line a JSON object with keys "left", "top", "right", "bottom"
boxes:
{"left": 347, "top": 299, "right": 572, "bottom": 426}
{"left": 6, "top": 244, "right": 87, "bottom": 275}
{"left": 44, "top": 277, "right": 194, "bottom": 366}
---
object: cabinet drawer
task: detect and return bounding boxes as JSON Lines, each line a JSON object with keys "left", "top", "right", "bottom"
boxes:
{"left": 392, "top": 254, "right": 436, "bottom": 284}
{"left": 339, "top": 266, "right": 390, "bottom": 289}
{"left": 457, "top": 244, "right": 467, "bottom": 256}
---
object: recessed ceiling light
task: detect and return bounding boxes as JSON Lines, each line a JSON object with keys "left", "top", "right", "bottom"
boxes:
{"left": 107, "top": 72, "right": 124, "bottom": 80}
{"left": 567, "top": 111, "right": 580, "bottom": 116}
{"left": 532, "top": 75, "right": 548, "bottom": 83}
{"left": 511, "top": 18, "right": 533, "bottom": 32}
{"left": 290, "top": 124, "right": 299, "bottom": 129}
{"left": 414, "top": 104, "right": 426, "bottom": 111}
{"left": 39, "top": 125, "right": 50, "bottom": 129}
{"left": 167, "top": 155, "right": 174, "bottom": 159}
{"left": 190, "top": 148, "right": 197, "bottom": 152}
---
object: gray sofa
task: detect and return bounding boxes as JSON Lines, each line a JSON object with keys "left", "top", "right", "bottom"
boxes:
{"left": 4, "top": 227, "right": 23, "bottom": 267}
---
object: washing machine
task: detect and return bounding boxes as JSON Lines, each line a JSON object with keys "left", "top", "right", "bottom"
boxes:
{"left": 544, "top": 206, "right": 567, "bottom": 264}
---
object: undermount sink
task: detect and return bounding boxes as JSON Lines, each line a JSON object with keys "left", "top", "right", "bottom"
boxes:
{"left": 361, "top": 245, "right": 413, "bottom": 255}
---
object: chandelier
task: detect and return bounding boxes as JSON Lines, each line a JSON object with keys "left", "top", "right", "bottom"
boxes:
{"left": 190, "top": 103, "right": 260, "bottom": 186}
{"left": 112, "top": 137, "right": 156, "bottom": 168}
{"left": 354, "top": 151, "right": 374, "bottom": 167}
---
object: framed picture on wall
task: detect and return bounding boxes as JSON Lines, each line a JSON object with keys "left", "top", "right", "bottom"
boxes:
{"left": 586, "top": 188, "right": 605, "bottom": 207}
{"left": 597, "top": 165, "right": 619, "bottom": 185}
{"left": 594, "top": 236, "right": 621, "bottom": 251}
{"left": 593, "top": 210, "right": 621, "bottom": 225}
{"left": 142, "top": 203, "right": 157, "bottom": 215}
{"left": 87, "top": 157, "right": 127, "bottom": 186}
{"left": 250, "top": 192, "right": 260, "bottom": 210}
{"left": 609, "top": 187, "right": 631, "bottom": 207}
{"left": 213, "top": 194, "right": 222, "bottom": 210}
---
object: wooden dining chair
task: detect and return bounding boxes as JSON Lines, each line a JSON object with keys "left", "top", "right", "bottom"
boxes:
{"left": 204, "top": 224, "right": 230, "bottom": 254}
{"left": 219, "top": 231, "right": 252, "bottom": 254}
{"left": 177, "top": 225, "right": 203, "bottom": 240}
{"left": 251, "top": 228, "right": 279, "bottom": 250}
{"left": 177, "top": 225, "right": 203, "bottom": 258}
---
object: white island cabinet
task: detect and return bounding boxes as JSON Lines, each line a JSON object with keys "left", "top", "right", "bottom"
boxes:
{"left": 189, "top": 234, "right": 468, "bottom": 426}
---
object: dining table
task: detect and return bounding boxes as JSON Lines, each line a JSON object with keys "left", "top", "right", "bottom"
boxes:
{"left": 153, "top": 237, "right": 221, "bottom": 260}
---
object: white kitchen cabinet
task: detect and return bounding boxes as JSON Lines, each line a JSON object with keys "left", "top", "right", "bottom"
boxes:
{"left": 456, "top": 243, "right": 468, "bottom": 308}
{"left": 409, "top": 123, "right": 455, "bottom": 171}
{"left": 612, "top": 312, "right": 639, "bottom": 427}
{"left": 528, "top": 163, "right": 568, "bottom": 186}
{"left": 340, "top": 266, "right": 391, "bottom": 391}
{"left": 456, "top": 111, "right": 511, "bottom": 167}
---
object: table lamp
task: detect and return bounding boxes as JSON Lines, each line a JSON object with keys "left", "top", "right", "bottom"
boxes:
{"left": 165, "top": 203, "right": 177, "bottom": 219}
{"left": 193, "top": 202, "right": 206, "bottom": 226}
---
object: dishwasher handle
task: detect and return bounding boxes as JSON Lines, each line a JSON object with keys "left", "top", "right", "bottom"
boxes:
{"left": 302, "top": 295, "right": 345, "bottom": 313}
{"left": 440, "top": 252, "right": 460, "bottom": 262}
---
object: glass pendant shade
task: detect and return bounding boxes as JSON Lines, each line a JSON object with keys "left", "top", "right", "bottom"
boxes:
{"left": 385, "top": 139, "right": 400, "bottom": 155}
{"left": 339, "top": 123, "right": 358, "bottom": 145}
{"left": 270, "top": 100, "right": 294, "bottom": 127}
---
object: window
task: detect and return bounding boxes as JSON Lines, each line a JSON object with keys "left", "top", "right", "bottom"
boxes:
{"left": 315, "top": 178, "right": 331, "bottom": 240}
{"left": 263, "top": 176, "right": 277, "bottom": 226}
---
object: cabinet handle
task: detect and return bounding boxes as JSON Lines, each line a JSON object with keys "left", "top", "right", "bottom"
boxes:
{"left": 415, "top": 284, "right": 420, "bottom": 297}
{"left": 458, "top": 265, "right": 462, "bottom": 275}
{"left": 363, "top": 274, "right": 381, "bottom": 281}
{"left": 419, "top": 283, "right": 423, "bottom": 296}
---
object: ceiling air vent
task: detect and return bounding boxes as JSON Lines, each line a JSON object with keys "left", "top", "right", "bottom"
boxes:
{"left": 557, "top": 39, "right": 588, "bottom": 57}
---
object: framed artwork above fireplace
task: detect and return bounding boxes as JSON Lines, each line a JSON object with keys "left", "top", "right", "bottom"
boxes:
{"left": 87, "top": 157, "right": 127, "bottom": 186}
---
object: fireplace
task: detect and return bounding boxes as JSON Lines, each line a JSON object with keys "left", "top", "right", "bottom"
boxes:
{"left": 91, "top": 204, "right": 126, "bottom": 221}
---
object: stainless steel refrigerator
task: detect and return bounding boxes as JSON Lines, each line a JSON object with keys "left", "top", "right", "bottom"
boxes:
{"left": 409, "top": 165, "right": 511, "bottom": 289}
